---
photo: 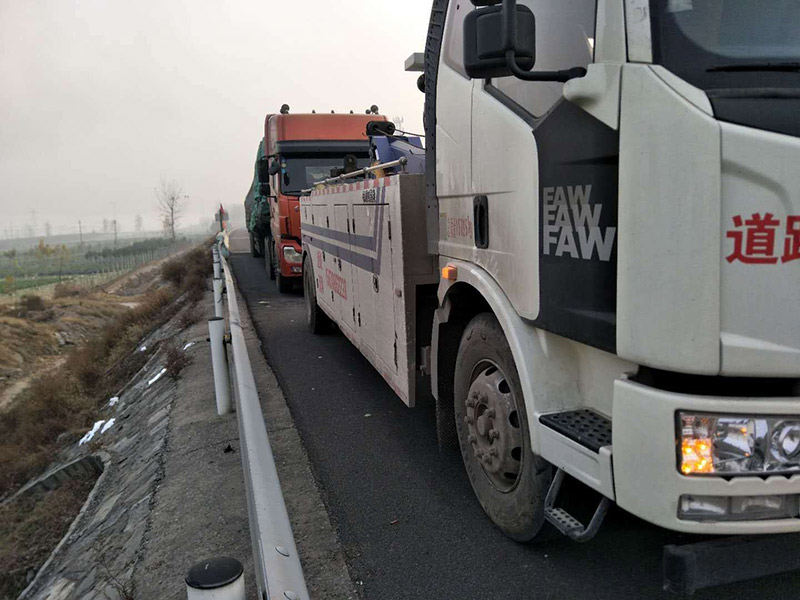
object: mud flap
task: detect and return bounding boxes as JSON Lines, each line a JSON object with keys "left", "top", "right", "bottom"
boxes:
{"left": 664, "top": 534, "right": 800, "bottom": 595}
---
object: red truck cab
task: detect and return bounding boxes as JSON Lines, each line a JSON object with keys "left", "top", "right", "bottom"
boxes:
{"left": 264, "top": 111, "right": 385, "bottom": 292}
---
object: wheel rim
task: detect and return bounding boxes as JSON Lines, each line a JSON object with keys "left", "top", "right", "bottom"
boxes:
{"left": 464, "top": 360, "right": 524, "bottom": 493}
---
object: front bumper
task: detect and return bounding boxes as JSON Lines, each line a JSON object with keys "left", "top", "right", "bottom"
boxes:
{"left": 278, "top": 242, "right": 303, "bottom": 277}
{"left": 613, "top": 378, "right": 800, "bottom": 534}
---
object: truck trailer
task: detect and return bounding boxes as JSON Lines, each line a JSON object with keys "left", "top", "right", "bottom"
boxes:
{"left": 244, "top": 139, "right": 270, "bottom": 259}
{"left": 300, "top": 0, "right": 800, "bottom": 592}
{"left": 259, "top": 108, "right": 386, "bottom": 292}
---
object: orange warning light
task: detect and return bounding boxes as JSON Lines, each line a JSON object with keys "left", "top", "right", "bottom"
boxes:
{"left": 441, "top": 264, "right": 458, "bottom": 281}
{"left": 681, "top": 438, "right": 715, "bottom": 475}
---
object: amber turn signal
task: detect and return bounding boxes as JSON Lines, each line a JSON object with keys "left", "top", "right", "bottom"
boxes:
{"left": 441, "top": 264, "right": 458, "bottom": 281}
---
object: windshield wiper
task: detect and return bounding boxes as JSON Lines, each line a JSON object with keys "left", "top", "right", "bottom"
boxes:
{"left": 707, "top": 62, "right": 800, "bottom": 73}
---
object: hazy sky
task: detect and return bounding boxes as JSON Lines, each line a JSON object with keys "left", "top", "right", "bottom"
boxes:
{"left": 0, "top": 0, "right": 431, "bottom": 237}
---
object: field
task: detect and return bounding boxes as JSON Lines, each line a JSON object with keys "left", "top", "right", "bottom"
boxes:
{"left": 0, "top": 237, "right": 201, "bottom": 303}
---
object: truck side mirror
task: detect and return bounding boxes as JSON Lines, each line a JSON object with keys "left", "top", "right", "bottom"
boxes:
{"left": 259, "top": 183, "right": 271, "bottom": 197}
{"left": 464, "top": 0, "right": 586, "bottom": 83}
{"left": 268, "top": 160, "right": 281, "bottom": 176}
{"left": 257, "top": 157, "right": 270, "bottom": 183}
{"left": 464, "top": 2, "right": 536, "bottom": 79}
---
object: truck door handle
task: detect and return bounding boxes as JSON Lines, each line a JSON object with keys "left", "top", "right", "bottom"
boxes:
{"left": 474, "top": 195, "right": 489, "bottom": 249}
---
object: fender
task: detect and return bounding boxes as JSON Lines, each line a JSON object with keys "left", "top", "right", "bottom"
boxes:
{"left": 433, "top": 259, "right": 584, "bottom": 455}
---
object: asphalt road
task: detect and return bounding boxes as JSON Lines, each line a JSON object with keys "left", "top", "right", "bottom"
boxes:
{"left": 230, "top": 251, "right": 800, "bottom": 600}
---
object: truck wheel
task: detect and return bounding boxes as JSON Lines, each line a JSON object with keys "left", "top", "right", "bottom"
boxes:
{"left": 265, "top": 237, "right": 275, "bottom": 280}
{"left": 277, "top": 273, "right": 292, "bottom": 293}
{"left": 304, "top": 255, "right": 331, "bottom": 334}
{"left": 454, "top": 313, "right": 554, "bottom": 542}
{"left": 250, "top": 233, "right": 262, "bottom": 258}
{"left": 273, "top": 242, "right": 292, "bottom": 294}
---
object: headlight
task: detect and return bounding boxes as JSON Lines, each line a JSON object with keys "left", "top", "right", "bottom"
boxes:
{"left": 282, "top": 246, "right": 302, "bottom": 264}
{"left": 679, "top": 412, "right": 800, "bottom": 476}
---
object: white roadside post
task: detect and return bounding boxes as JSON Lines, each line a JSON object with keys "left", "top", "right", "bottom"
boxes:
{"left": 213, "top": 278, "right": 224, "bottom": 318}
{"left": 212, "top": 246, "right": 222, "bottom": 280}
{"left": 213, "top": 245, "right": 224, "bottom": 318}
{"left": 186, "top": 557, "right": 245, "bottom": 600}
{"left": 208, "top": 317, "right": 232, "bottom": 415}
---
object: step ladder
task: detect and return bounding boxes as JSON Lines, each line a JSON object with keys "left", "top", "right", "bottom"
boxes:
{"left": 539, "top": 409, "right": 613, "bottom": 542}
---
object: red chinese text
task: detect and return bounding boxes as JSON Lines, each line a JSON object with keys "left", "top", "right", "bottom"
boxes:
{"left": 325, "top": 269, "right": 347, "bottom": 300}
{"left": 726, "top": 213, "right": 800, "bottom": 264}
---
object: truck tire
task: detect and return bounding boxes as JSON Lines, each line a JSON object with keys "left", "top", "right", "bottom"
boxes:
{"left": 250, "top": 233, "right": 262, "bottom": 258}
{"left": 453, "top": 313, "right": 554, "bottom": 542}
{"left": 265, "top": 237, "right": 275, "bottom": 280}
{"left": 273, "top": 242, "right": 292, "bottom": 294}
{"left": 304, "top": 255, "right": 332, "bottom": 334}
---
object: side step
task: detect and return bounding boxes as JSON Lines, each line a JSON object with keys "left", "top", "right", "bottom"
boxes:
{"left": 538, "top": 408, "right": 615, "bottom": 500}
{"left": 544, "top": 468, "right": 611, "bottom": 542}
{"left": 540, "top": 408, "right": 614, "bottom": 538}
{"left": 539, "top": 409, "right": 612, "bottom": 452}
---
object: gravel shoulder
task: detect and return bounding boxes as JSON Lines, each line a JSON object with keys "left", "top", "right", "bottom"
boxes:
{"left": 134, "top": 269, "right": 357, "bottom": 599}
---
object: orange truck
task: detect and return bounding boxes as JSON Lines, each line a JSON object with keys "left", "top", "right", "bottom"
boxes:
{"left": 262, "top": 108, "right": 385, "bottom": 292}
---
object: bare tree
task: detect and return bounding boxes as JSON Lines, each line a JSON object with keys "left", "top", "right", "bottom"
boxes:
{"left": 156, "top": 178, "right": 184, "bottom": 241}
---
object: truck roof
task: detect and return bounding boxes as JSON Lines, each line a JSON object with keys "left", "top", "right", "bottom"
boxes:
{"left": 265, "top": 113, "right": 386, "bottom": 144}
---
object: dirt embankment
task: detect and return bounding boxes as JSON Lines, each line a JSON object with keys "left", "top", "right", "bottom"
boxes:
{"left": 0, "top": 250, "right": 192, "bottom": 412}
{"left": 0, "top": 244, "right": 210, "bottom": 495}
{"left": 0, "top": 243, "right": 212, "bottom": 599}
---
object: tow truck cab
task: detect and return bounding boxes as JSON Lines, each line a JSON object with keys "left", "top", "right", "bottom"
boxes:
{"left": 264, "top": 111, "right": 385, "bottom": 292}
{"left": 426, "top": 0, "right": 800, "bottom": 547}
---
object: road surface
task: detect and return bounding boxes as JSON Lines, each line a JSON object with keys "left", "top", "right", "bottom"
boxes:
{"left": 227, "top": 226, "right": 251, "bottom": 254}
{"left": 229, "top": 243, "right": 800, "bottom": 599}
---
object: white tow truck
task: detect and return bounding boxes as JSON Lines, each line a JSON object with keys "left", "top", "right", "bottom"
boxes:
{"left": 300, "top": 1, "right": 800, "bottom": 592}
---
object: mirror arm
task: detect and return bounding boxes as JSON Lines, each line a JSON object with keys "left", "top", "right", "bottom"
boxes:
{"left": 502, "top": 0, "right": 517, "bottom": 55}
{"left": 500, "top": 0, "right": 586, "bottom": 83}
{"left": 504, "top": 50, "right": 587, "bottom": 82}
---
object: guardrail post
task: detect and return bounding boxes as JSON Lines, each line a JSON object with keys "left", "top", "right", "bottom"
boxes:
{"left": 186, "top": 557, "right": 245, "bottom": 600}
{"left": 212, "top": 246, "right": 221, "bottom": 280}
{"left": 208, "top": 317, "right": 232, "bottom": 415}
{"left": 212, "top": 245, "right": 225, "bottom": 318}
{"left": 213, "top": 278, "right": 224, "bottom": 318}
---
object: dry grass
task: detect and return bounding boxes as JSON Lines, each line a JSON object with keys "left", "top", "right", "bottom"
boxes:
{"left": 160, "top": 245, "right": 211, "bottom": 303}
{"left": 0, "top": 239, "right": 214, "bottom": 600}
{"left": 177, "top": 305, "right": 202, "bottom": 330}
{"left": 0, "top": 240, "right": 214, "bottom": 494}
{"left": 0, "top": 478, "right": 97, "bottom": 599}
{"left": 20, "top": 295, "right": 46, "bottom": 313}
{"left": 0, "top": 295, "right": 131, "bottom": 379}
{"left": 52, "top": 283, "right": 83, "bottom": 299}
{"left": 164, "top": 345, "right": 191, "bottom": 380}
{"left": 0, "top": 317, "right": 58, "bottom": 378}
{"left": 0, "top": 240, "right": 213, "bottom": 494}
{"left": 0, "top": 288, "right": 178, "bottom": 491}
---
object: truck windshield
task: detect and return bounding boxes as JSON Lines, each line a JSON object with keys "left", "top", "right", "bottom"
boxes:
{"left": 280, "top": 154, "right": 371, "bottom": 196}
{"left": 650, "top": 0, "right": 800, "bottom": 91}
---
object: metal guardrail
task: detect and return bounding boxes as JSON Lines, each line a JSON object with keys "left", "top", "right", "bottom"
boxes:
{"left": 212, "top": 245, "right": 310, "bottom": 600}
